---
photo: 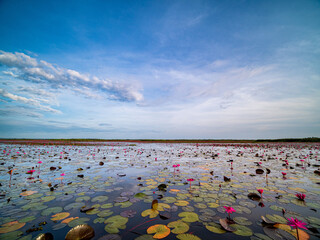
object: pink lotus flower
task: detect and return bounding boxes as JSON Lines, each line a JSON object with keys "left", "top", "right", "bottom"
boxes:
{"left": 223, "top": 206, "right": 236, "bottom": 214}
{"left": 27, "top": 170, "right": 36, "bottom": 174}
{"left": 281, "top": 172, "right": 287, "bottom": 176}
{"left": 296, "top": 193, "right": 306, "bottom": 201}
{"left": 60, "top": 173, "right": 65, "bottom": 176}
{"left": 287, "top": 217, "right": 308, "bottom": 230}
{"left": 223, "top": 206, "right": 236, "bottom": 219}
{"left": 257, "top": 189, "right": 263, "bottom": 196}
{"left": 187, "top": 178, "right": 194, "bottom": 190}
{"left": 38, "top": 161, "right": 42, "bottom": 164}
{"left": 173, "top": 165, "right": 177, "bottom": 168}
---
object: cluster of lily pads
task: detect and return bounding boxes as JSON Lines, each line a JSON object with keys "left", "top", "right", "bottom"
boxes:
{"left": 0, "top": 142, "right": 319, "bottom": 239}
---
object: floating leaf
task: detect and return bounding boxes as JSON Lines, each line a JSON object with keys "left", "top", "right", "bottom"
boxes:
{"left": 19, "top": 216, "right": 36, "bottom": 223}
{"left": 35, "top": 233, "right": 54, "bottom": 240}
{"left": 0, "top": 221, "right": 25, "bottom": 233}
{"left": 266, "top": 214, "right": 287, "bottom": 224}
{"left": 152, "top": 199, "right": 158, "bottom": 210}
{"left": 98, "top": 210, "right": 113, "bottom": 218}
{"left": 134, "top": 193, "right": 147, "bottom": 199}
{"left": 167, "top": 220, "right": 189, "bottom": 234}
{"left": 41, "top": 207, "right": 63, "bottom": 216}
{"left": 20, "top": 191, "right": 37, "bottom": 196}
{"left": 175, "top": 200, "right": 189, "bottom": 207}
{"left": 205, "top": 222, "right": 226, "bottom": 234}
{"left": 157, "top": 203, "right": 171, "bottom": 211}
{"left": 147, "top": 224, "right": 170, "bottom": 239}
{"left": 51, "top": 212, "right": 70, "bottom": 221}
{"left": 230, "top": 224, "right": 253, "bottom": 236}
{"left": 219, "top": 218, "right": 235, "bottom": 232}
{"left": 141, "top": 209, "right": 159, "bottom": 218}
{"left": 62, "top": 217, "right": 79, "bottom": 224}
{"left": 92, "top": 196, "right": 109, "bottom": 203}
{"left": 178, "top": 212, "right": 199, "bottom": 223}
{"left": 234, "top": 217, "right": 252, "bottom": 226}
{"left": 65, "top": 224, "right": 95, "bottom": 240}
{"left": 93, "top": 218, "right": 105, "bottom": 224}
{"left": 120, "top": 210, "right": 136, "bottom": 218}
{"left": 68, "top": 217, "right": 90, "bottom": 228}
{"left": 207, "top": 202, "right": 219, "bottom": 208}
{"left": 64, "top": 202, "right": 84, "bottom": 210}
{"left": 269, "top": 205, "right": 283, "bottom": 212}
{"left": 176, "top": 233, "right": 201, "bottom": 240}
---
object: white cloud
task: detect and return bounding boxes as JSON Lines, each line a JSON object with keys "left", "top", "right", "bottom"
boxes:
{"left": 0, "top": 88, "right": 61, "bottom": 114}
{"left": 0, "top": 50, "right": 143, "bottom": 102}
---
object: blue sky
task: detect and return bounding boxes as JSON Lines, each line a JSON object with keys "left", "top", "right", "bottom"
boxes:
{"left": 0, "top": 0, "right": 319, "bottom": 139}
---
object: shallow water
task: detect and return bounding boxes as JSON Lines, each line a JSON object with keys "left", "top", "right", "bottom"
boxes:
{"left": 0, "top": 142, "right": 319, "bottom": 239}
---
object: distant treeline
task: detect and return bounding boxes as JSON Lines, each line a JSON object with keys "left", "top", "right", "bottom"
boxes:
{"left": 0, "top": 137, "right": 319, "bottom": 144}
{"left": 254, "top": 137, "right": 320, "bottom": 143}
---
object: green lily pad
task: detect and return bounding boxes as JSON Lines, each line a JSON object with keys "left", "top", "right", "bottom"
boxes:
{"left": 19, "top": 216, "right": 36, "bottom": 223}
{"left": 176, "top": 233, "right": 201, "bottom": 240}
{"left": 64, "top": 202, "right": 84, "bottom": 210}
{"left": 93, "top": 217, "right": 105, "bottom": 224}
{"left": 162, "top": 197, "right": 177, "bottom": 203}
{"left": 306, "top": 202, "right": 320, "bottom": 209}
{"left": 266, "top": 214, "right": 287, "bottom": 224}
{"left": 114, "top": 201, "right": 132, "bottom": 208}
{"left": 101, "top": 203, "right": 113, "bottom": 209}
{"left": 134, "top": 193, "right": 147, "bottom": 199}
{"left": 98, "top": 210, "right": 113, "bottom": 217}
{"left": 269, "top": 205, "right": 283, "bottom": 211}
{"left": 230, "top": 224, "right": 253, "bottom": 236}
{"left": 178, "top": 212, "right": 199, "bottom": 223}
{"left": 68, "top": 217, "right": 90, "bottom": 228}
{"left": 205, "top": 222, "right": 226, "bottom": 234}
{"left": 0, "top": 230, "right": 23, "bottom": 239}
{"left": 91, "top": 196, "right": 109, "bottom": 202}
{"left": 167, "top": 220, "right": 189, "bottom": 234}
{"left": 41, "top": 207, "right": 63, "bottom": 216}
{"left": 41, "top": 196, "right": 56, "bottom": 202}
{"left": 76, "top": 196, "right": 91, "bottom": 202}
{"left": 194, "top": 203, "right": 207, "bottom": 209}
{"left": 234, "top": 217, "right": 252, "bottom": 226}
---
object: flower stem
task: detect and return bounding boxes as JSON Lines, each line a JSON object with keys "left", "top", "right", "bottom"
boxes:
{"left": 296, "top": 228, "right": 299, "bottom": 240}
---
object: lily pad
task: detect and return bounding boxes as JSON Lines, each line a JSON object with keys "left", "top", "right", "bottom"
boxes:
{"left": 147, "top": 224, "right": 171, "bottom": 239}
{"left": 68, "top": 217, "right": 90, "bottom": 228}
{"left": 167, "top": 220, "right": 189, "bottom": 234}
{"left": 0, "top": 221, "right": 25, "bottom": 233}
{"left": 178, "top": 212, "right": 199, "bottom": 223}
{"left": 141, "top": 209, "right": 159, "bottom": 218}
{"left": 205, "top": 222, "right": 226, "bottom": 234}
{"left": 41, "top": 207, "right": 63, "bottom": 216}
{"left": 230, "top": 224, "right": 253, "bottom": 236}
{"left": 176, "top": 233, "right": 201, "bottom": 240}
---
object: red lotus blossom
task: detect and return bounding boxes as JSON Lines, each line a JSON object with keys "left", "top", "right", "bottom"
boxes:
{"left": 187, "top": 178, "right": 194, "bottom": 190}
{"left": 223, "top": 206, "right": 236, "bottom": 214}
{"left": 257, "top": 189, "right": 263, "bottom": 196}
{"left": 223, "top": 206, "right": 236, "bottom": 219}
{"left": 281, "top": 172, "right": 287, "bottom": 176}
{"left": 296, "top": 193, "right": 306, "bottom": 201}
{"left": 60, "top": 173, "right": 65, "bottom": 176}
{"left": 27, "top": 170, "right": 36, "bottom": 174}
{"left": 287, "top": 217, "right": 308, "bottom": 230}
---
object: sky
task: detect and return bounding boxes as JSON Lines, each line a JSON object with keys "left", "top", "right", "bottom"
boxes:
{"left": 0, "top": 0, "right": 319, "bottom": 139}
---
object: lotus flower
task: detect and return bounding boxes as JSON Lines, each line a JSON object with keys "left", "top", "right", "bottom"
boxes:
{"left": 223, "top": 206, "right": 236, "bottom": 219}
{"left": 295, "top": 193, "right": 306, "bottom": 201}
{"left": 281, "top": 172, "right": 287, "bottom": 178}
{"left": 187, "top": 178, "right": 194, "bottom": 190}
{"left": 257, "top": 189, "right": 263, "bottom": 197}
{"left": 287, "top": 217, "right": 308, "bottom": 240}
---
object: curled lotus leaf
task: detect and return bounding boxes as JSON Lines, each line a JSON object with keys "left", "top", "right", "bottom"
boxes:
{"left": 147, "top": 224, "right": 171, "bottom": 239}
{"left": 152, "top": 199, "right": 158, "bottom": 210}
{"left": 230, "top": 224, "right": 253, "bottom": 236}
{"left": 35, "top": 233, "right": 54, "bottom": 240}
{"left": 141, "top": 209, "right": 159, "bottom": 218}
{"left": 65, "top": 224, "right": 95, "bottom": 240}
{"left": 205, "top": 222, "right": 226, "bottom": 234}
{"left": 0, "top": 221, "right": 26, "bottom": 233}
{"left": 51, "top": 212, "right": 70, "bottom": 221}
{"left": 176, "top": 233, "right": 201, "bottom": 240}
{"left": 178, "top": 212, "right": 199, "bottom": 223}
{"left": 219, "top": 218, "right": 236, "bottom": 232}
{"left": 167, "top": 220, "right": 189, "bottom": 234}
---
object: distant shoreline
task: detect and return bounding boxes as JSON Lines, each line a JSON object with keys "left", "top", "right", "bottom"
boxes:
{"left": 0, "top": 137, "right": 319, "bottom": 145}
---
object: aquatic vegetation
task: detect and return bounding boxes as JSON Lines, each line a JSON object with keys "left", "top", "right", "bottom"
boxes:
{"left": 0, "top": 141, "right": 319, "bottom": 239}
